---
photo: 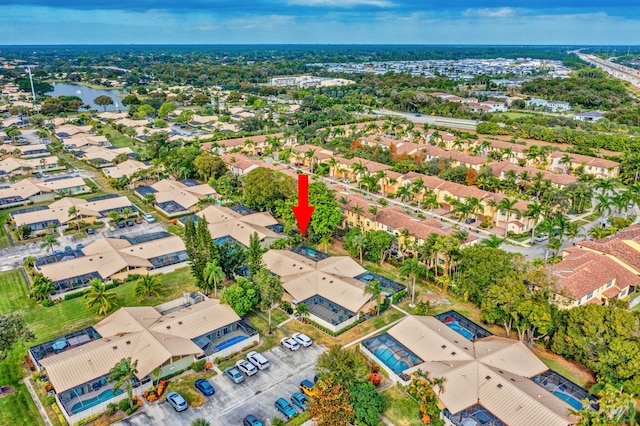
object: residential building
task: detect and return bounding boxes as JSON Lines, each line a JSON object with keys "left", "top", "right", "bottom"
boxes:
{"left": 548, "top": 101, "right": 572, "bottom": 112}
{"left": 9, "top": 143, "right": 50, "bottom": 158}
{"left": 11, "top": 195, "right": 134, "bottom": 233}
{"left": 362, "top": 313, "right": 591, "bottom": 426}
{"left": 578, "top": 225, "right": 640, "bottom": 277}
{"left": 134, "top": 179, "right": 216, "bottom": 217}
{"left": 102, "top": 159, "right": 150, "bottom": 180}
{"left": 0, "top": 177, "right": 88, "bottom": 209}
{"left": 550, "top": 246, "right": 639, "bottom": 308}
{"left": 197, "top": 205, "right": 284, "bottom": 247}
{"left": 30, "top": 298, "right": 258, "bottom": 424}
{"left": 78, "top": 146, "right": 135, "bottom": 166}
{"left": 36, "top": 233, "right": 187, "bottom": 296}
{"left": 262, "top": 249, "right": 372, "bottom": 332}
{"left": 573, "top": 110, "right": 605, "bottom": 122}
{"left": 489, "top": 161, "right": 577, "bottom": 189}
{"left": 548, "top": 151, "right": 619, "bottom": 178}
{"left": 0, "top": 155, "right": 63, "bottom": 176}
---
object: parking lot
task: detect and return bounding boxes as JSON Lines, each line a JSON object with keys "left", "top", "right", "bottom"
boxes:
{"left": 118, "top": 344, "right": 326, "bottom": 426}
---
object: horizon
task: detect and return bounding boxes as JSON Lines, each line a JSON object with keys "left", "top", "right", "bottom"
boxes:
{"left": 1, "top": 2, "right": 640, "bottom": 45}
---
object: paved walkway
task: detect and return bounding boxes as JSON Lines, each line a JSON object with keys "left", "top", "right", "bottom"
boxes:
{"left": 23, "top": 377, "right": 53, "bottom": 426}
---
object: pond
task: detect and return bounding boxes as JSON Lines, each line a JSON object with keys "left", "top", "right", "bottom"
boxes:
{"left": 46, "top": 83, "right": 128, "bottom": 112}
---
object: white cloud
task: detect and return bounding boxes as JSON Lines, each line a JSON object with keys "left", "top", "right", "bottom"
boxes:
{"left": 288, "top": 0, "right": 394, "bottom": 8}
{"left": 463, "top": 7, "right": 516, "bottom": 18}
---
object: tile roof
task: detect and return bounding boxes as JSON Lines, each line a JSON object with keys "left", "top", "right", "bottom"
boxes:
{"left": 578, "top": 225, "right": 640, "bottom": 274}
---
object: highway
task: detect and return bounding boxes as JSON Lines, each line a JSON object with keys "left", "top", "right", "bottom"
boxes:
{"left": 573, "top": 51, "right": 640, "bottom": 89}
{"left": 371, "top": 109, "right": 479, "bottom": 130}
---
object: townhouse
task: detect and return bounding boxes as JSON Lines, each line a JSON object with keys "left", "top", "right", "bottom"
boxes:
{"left": 548, "top": 151, "right": 619, "bottom": 178}
{"left": 31, "top": 298, "right": 258, "bottom": 424}
{"left": 578, "top": 225, "right": 640, "bottom": 277}
{"left": 134, "top": 179, "right": 216, "bottom": 217}
{"left": 102, "top": 159, "right": 150, "bottom": 180}
{"left": 550, "top": 246, "right": 639, "bottom": 308}
{"left": 489, "top": 161, "right": 577, "bottom": 189}
{"left": 0, "top": 177, "right": 88, "bottom": 209}
{"left": 0, "top": 155, "right": 64, "bottom": 177}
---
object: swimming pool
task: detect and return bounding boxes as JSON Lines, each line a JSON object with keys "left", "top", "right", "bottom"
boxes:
{"left": 553, "top": 391, "right": 583, "bottom": 410}
{"left": 214, "top": 335, "right": 248, "bottom": 351}
{"left": 447, "top": 322, "right": 474, "bottom": 340}
{"left": 70, "top": 388, "right": 124, "bottom": 414}
{"left": 374, "top": 347, "right": 409, "bottom": 374}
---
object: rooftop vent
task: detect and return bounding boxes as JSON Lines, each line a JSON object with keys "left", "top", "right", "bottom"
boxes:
{"left": 497, "top": 384, "right": 503, "bottom": 389}
{"left": 485, "top": 375, "right": 491, "bottom": 380}
{"left": 126, "top": 341, "right": 131, "bottom": 345}
{"left": 451, "top": 351, "right": 456, "bottom": 356}
{"left": 166, "top": 326, "right": 171, "bottom": 329}
{"left": 178, "top": 321, "right": 183, "bottom": 325}
{"left": 112, "top": 346, "right": 117, "bottom": 350}
{"left": 441, "top": 345, "right": 446, "bottom": 349}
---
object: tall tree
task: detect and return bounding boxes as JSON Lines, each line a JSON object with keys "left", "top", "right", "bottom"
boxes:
{"left": 40, "top": 234, "right": 59, "bottom": 253}
{"left": 84, "top": 278, "right": 117, "bottom": 316}
{"left": 349, "top": 382, "right": 386, "bottom": 426}
{"left": 220, "top": 277, "right": 260, "bottom": 316}
{"left": 400, "top": 258, "right": 427, "bottom": 307}
{"left": 364, "top": 279, "right": 382, "bottom": 315}
{"left": 202, "top": 259, "right": 224, "bottom": 298}
{"left": 308, "top": 378, "right": 354, "bottom": 426}
{"left": 247, "top": 232, "right": 266, "bottom": 278}
{"left": 256, "top": 269, "right": 284, "bottom": 335}
{"left": 133, "top": 274, "right": 162, "bottom": 300}
{"left": 0, "top": 312, "right": 35, "bottom": 361}
{"left": 316, "top": 345, "right": 369, "bottom": 388}
{"left": 94, "top": 95, "right": 114, "bottom": 111}
{"left": 108, "top": 357, "right": 139, "bottom": 409}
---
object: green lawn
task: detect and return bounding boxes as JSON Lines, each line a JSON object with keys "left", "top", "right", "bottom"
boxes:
{"left": 165, "top": 371, "right": 216, "bottom": 408}
{"left": 245, "top": 311, "right": 287, "bottom": 352}
{"left": 381, "top": 386, "right": 422, "bottom": 426}
{"left": 271, "top": 308, "right": 290, "bottom": 325}
{"left": 0, "top": 210, "right": 11, "bottom": 249}
{"left": 99, "top": 126, "right": 137, "bottom": 150}
{"left": 0, "top": 268, "right": 197, "bottom": 426}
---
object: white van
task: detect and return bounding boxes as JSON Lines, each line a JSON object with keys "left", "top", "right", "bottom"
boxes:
{"left": 246, "top": 351, "right": 270, "bottom": 370}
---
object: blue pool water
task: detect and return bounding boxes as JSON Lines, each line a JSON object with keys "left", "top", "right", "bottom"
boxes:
{"left": 71, "top": 388, "right": 124, "bottom": 414}
{"left": 553, "top": 391, "right": 583, "bottom": 410}
{"left": 214, "top": 335, "right": 248, "bottom": 351}
{"left": 447, "top": 323, "right": 474, "bottom": 340}
{"left": 374, "top": 348, "right": 409, "bottom": 374}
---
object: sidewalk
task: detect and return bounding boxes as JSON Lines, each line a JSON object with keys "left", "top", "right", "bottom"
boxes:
{"left": 23, "top": 377, "right": 53, "bottom": 426}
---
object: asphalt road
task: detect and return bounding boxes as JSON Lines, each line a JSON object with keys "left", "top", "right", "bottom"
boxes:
{"left": 371, "top": 109, "right": 479, "bottom": 130}
{"left": 117, "top": 344, "right": 326, "bottom": 426}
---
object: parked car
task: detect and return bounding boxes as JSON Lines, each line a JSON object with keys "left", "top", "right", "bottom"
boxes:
{"left": 64, "top": 246, "right": 74, "bottom": 255}
{"left": 300, "top": 379, "right": 317, "bottom": 397}
{"left": 135, "top": 218, "right": 142, "bottom": 224}
{"left": 86, "top": 228, "right": 95, "bottom": 235}
{"left": 291, "top": 332, "right": 312, "bottom": 347}
{"left": 75, "top": 243, "right": 84, "bottom": 251}
{"left": 236, "top": 359, "right": 258, "bottom": 376}
{"left": 117, "top": 221, "right": 126, "bottom": 228}
{"left": 42, "top": 172, "right": 49, "bottom": 178}
{"left": 54, "top": 249, "right": 63, "bottom": 257}
{"left": 533, "top": 234, "right": 549, "bottom": 243}
{"left": 166, "top": 391, "right": 188, "bottom": 412}
{"left": 223, "top": 366, "right": 245, "bottom": 384}
{"left": 464, "top": 218, "right": 476, "bottom": 224}
{"left": 342, "top": 179, "right": 350, "bottom": 184}
{"left": 274, "top": 397, "right": 297, "bottom": 420}
{"left": 291, "top": 392, "right": 310, "bottom": 411}
{"left": 247, "top": 351, "right": 270, "bottom": 370}
{"left": 243, "top": 415, "right": 263, "bottom": 426}
{"left": 280, "top": 337, "right": 300, "bottom": 351}
{"left": 194, "top": 379, "right": 215, "bottom": 396}
{"left": 143, "top": 214, "right": 155, "bottom": 223}
{"left": 35, "top": 173, "right": 41, "bottom": 178}
{"left": 126, "top": 220, "right": 134, "bottom": 227}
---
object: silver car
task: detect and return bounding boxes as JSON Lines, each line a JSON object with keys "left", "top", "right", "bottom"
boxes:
{"left": 224, "top": 366, "right": 245, "bottom": 384}
{"left": 236, "top": 359, "right": 258, "bottom": 376}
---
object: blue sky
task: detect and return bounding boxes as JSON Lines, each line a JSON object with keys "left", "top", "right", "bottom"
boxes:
{"left": 1, "top": 1, "right": 639, "bottom": 45}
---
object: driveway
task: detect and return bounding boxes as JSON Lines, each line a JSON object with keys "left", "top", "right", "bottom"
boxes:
{"left": 0, "top": 221, "right": 168, "bottom": 272}
{"left": 118, "top": 344, "right": 327, "bottom": 426}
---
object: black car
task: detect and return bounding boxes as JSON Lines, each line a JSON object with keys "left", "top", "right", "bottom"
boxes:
{"left": 126, "top": 220, "right": 134, "bottom": 227}
{"left": 464, "top": 218, "right": 476, "bottom": 224}
{"left": 86, "top": 228, "right": 95, "bottom": 235}
{"left": 194, "top": 379, "right": 215, "bottom": 396}
{"left": 117, "top": 221, "right": 126, "bottom": 228}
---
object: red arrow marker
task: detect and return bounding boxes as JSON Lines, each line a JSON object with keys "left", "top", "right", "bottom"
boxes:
{"left": 291, "top": 174, "right": 315, "bottom": 235}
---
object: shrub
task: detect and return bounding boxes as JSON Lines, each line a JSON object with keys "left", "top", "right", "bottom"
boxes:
{"left": 105, "top": 402, "right": 117, "bottom": 416}
{"left": 42, "top": 300, "right": 54, "bottom": 307}
{"left": 368, "top": 373, "right": 382, "bottom": 386}
{"left": 45, "top": 395, "right": 56, "bottom": 405}
{"left": 192, "top": 420, "right": 211, "bottom": 426}
{"left": 280, "top": 301, "right": 293, "bottom": 314}
{"left": 63, "top": 290, "right": 87, "bottom": 300}
{"left": 74, "top": 413, "right": 102, "bottom": 426}
{"left": 191, "top": 359, "right": 207, "bottom": 372}
{"left": 271, "top": 419, "right": 286, "bottom": 426}
{"left": 118, "top": 398, "right": 131, "bottom": 411}
{"left": 392, "top": 289, "right": 408, "bottom": 304}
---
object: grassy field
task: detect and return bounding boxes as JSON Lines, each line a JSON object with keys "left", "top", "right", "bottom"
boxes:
{"left": 271, "top": 308, "right": 290, "bottom": 325}
{"left": 0, "top": 210, "right": 11, "bottom": 249}
{"left": 381, "top": 386, "right": 422, "bottom": 426}
{"left": 0, "top": 268, "right": 197, "bottom": 426}
{"left": 99, "top": 126, "right": 137, "bottom": 150}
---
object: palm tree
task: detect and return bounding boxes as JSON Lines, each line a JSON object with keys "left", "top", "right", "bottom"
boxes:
{"left": 122, "top": 208, "right": 133, "bottom": 221}
{"left": 411, "top": 178, "right": 426, "bottom": 210}
{"left": 560, "top": 154, "right": 573, "bottom": 174}
{"left": 423, "top": 190, "right": 441, "bottom": 217}
{"left": 497, "top": 198, "right": 519, "bottom": 237}
{"left": 68, "top": 206, "right": 80, "bottom": 230}
{"left": 107, "top": 210, "right": 121, "bottom": 225}
{"left": 152, "top": 366, "right": 162, "bottom": 387}
{"left": 524, "top": 201, "right": 543, "bottom": 239}
{"left": 294, "top": 303, "right": 310, "bottom": 322}
{"left": 397, "top": 185, "right": 413, "bottom": 204}
{"left": 202, "top": 259, "right": 224, "bottom": 297}
{"left": 304, "top": 149, "right": 317, "bottom": 174}
{"left": 352, "top": 234, "right": 366, "bottom": 265}
{"left": 400, "top": 258, "right": 427, "bottom": 307}
{"left": 464, "top": 196, "right": 482, "bottom": 222}
{"left": 594, "top": 193, "right": 613, "bottom": 220}
{"left": 595, "top": 178, "right": 615, "bottom": 195}
{"left": 40, "top": 235, "right": 59, "bottom": 253}
{"left": 374, "top": 170, "right": 387, "bottom": 197}
{"left": 350, "top": 161, "right": 368, "bottom": 184}
{"left": 84, "top": 278, "right": 117, "bottom": 316}
{"left": 364, "top": 279, "right": 382, "bottom": 315}
{"left": 328, "top": 157, "right": 339, "bottom": 178}
{"left": 449, "top": 197, "right": 472, "bottom": 224}
{"left": 352, "top": 205, "right": 364, "bottom": 226}
{"left": 481, "top": 234, "right": 505, "bottom": 248}
{"left": 133, "top": 274, "right": 162, "bottom": 300}
{"left": 368, "top": 205, "right": 378, "bottom": 216}
{"left": 109, "top": 357, "right": 139, "bottom": 409}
